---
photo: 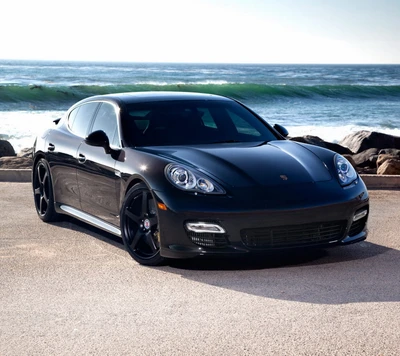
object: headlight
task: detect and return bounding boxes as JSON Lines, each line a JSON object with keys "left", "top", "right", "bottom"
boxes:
{"left": 165, "top": 164, "right": 225, "bottom": 194}
{"left": 334, "top": 154, "right": 357, "bottom": 186}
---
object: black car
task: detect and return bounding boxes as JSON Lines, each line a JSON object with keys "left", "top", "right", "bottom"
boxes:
{"left": 32, "top": 92, "right": 369, "bottom": 265}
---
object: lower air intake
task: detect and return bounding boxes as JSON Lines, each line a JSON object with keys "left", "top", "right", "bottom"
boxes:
{"left": 187, "top": 232, "right": 229, "bottom": 248}
{"left": 241, "top": 221, "right": 347, "bottom": 248}
{"left": 348, "top": 216, "right": 368, "bottom": 237}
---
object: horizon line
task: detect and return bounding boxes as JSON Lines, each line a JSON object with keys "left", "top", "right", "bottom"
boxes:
{"left": 0, "top": 58, "right": 399, "bottom": 66}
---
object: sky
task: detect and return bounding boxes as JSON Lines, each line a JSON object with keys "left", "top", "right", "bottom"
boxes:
{"left": 1, "top": 0, "right": 399, "bottom": 64}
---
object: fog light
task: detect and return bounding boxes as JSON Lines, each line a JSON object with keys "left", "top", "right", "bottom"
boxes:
{"left": 353, "top": 209, "right": 368, "bottom": 222}
{"left": 185, "top": 222, "right": 226, "bottom": 234}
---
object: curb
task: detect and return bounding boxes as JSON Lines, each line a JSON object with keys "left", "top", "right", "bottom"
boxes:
{"left": 360, "top": 174, "right": 400, "bottom": 190}
{"left": 0, "top": 169, "right": 399, "bottom": 189}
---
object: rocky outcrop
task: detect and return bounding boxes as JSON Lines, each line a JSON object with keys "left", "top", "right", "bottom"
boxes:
{"left": 354, "top": 149, "right": 400, "bottom": 175}
{"left": 352, "top": 148, "right": 379, "bottom": 168}
{"left": 377, "top": 157, "right": 400, "bottom": 175}
{"left": 375, "top": 151, "right": 400, "bottom": 175}
{"left": 0, "top": 140, "right": 16, "bottom": 158}
{"left": 286, "top": 131, "right": 400, "bottom": 175}
{"left": 339, "top": 131, "right": 400, "bottom": 154}
{"left": 290, "top": 135, "right": 352, "bottom": 154}
{"left": 17, "top": 147, "right": 33, "bottom": 158}
{"left": 332, "top": 131, "right": 400, "bottom": 175}
{"left": 377, "top": 154, "right": 394, "bottom": 167}
{"left": 0, "top": 141, "right": 32, "bottom": 168}
{"left": 0, "top": 156, "right": 32, "bottom": 169}
{"left": 379, "top": 148, "right": 400, "bottom": 157}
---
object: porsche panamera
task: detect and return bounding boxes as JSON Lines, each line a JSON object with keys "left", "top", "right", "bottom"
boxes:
{"left": 32, "top": 92, "right": 369, "bottom": 265}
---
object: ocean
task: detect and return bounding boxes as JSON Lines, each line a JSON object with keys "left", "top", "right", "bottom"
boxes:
{"left": 1, "top": 60, "right": 400, "bottom": 152}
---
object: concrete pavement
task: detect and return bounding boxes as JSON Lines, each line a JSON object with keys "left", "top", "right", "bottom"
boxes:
{"left": 1, "top": 183, "right": 399, "bottom": 355}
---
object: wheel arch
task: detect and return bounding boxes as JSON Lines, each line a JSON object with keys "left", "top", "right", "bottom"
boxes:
{"left": 32, "top": 154, "right": 59, "bottom": 222}
{"left": 125, "top": 177, "right": 146, "bottom": 196}
{"left": 32, "top": 152, "right": 46, "bottom": 180}
{"left": 124, "top": 171, "right": 161, "bottom": 196}
{"left": 33, "top": 152, "right": 46, "bottom": 166}
{"left": 120, "top": 176, "right": 165, "bottom": 266}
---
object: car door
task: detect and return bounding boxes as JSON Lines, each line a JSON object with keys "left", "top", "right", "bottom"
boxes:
{"left": 76, "top": 102, "right": 121, "bottom": 226}
{"left": 47, "top": 102, "right": 100, "bottom": 210}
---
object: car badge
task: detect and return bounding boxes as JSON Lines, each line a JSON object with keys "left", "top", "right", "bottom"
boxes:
{"left": 280, "top": 175, "right": 288, "bottom": 181}
{"left": 144, "top": 219, "right": 151, "bottom": 230}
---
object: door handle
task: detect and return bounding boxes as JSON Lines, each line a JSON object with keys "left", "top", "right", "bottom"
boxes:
{"left": 78, "top": 153, "right": 86, "bottom": 164}
{"left": 48, "top": 143, "right": 55, "bottom": 152}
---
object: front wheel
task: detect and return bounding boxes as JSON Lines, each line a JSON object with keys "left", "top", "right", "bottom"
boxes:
{"left": 121, "top": 183, "right": 165, "bottom": 266}
{"left": 32, "top": 158, "right": 59, "bottom": 222}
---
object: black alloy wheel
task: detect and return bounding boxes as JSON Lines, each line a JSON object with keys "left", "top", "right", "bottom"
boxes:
{"left": 32, "top": 158, "right": 58, "bottom": 222}
{"left": 121, "top": 183, "right": 165, "bottom": 266}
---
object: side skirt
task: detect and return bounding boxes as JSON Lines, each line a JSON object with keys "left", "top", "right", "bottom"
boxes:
{"left": 57, "top": 204, "right": 121, "bottom": 237}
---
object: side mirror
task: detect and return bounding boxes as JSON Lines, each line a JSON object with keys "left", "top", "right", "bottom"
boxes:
{"left": 273, "top": 124, "right": 289, "bottom": 138}
{"left": 85, "top": 130, "right": 111, "bottom": 153}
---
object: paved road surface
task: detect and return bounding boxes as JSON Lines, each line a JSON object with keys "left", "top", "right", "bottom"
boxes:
{"left": 1, "top": 183, "right": 399, "bottom": 355}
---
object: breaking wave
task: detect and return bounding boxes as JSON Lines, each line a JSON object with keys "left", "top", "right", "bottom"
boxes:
{"left": 1, "top": 83, "right": 400, "bottom": 110}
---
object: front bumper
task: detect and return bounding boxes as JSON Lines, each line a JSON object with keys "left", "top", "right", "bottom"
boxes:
{"left": 154, "top": 179, "right": 369, "bottom": 259}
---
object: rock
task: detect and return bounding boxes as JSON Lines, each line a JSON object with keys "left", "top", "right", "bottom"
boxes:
{"left": 17, "top": 147, "right": 33, "bottom": 158}
{"left": 376, "top": 154, "right": 394, "bottom": 168}
{"left": 290, "top": 135, "right": 352, "bottom": 154}
{"left": 369, "top": 151, "right": 400, "bottom": 175}
{"left": 0, "top": 156, "right": 33, "bottom": 169}
{"left": 352, "top": 148, "right": 379, "bottom": 168}
{"left": 339, "top": 130, "right": 400, "bottom": 154}
{"left": 0, "top": 140, "right": 16, "bottom": 158}
{"left": 379, "top": 148, "right": 400, "bottom": 157}
{"left": 377, "top": 158, "right": 400, "bottom": 175}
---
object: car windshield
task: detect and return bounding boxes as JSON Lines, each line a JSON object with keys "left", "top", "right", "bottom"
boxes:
{"left": 121, "top": 100, "right": 279, "bottom": 147}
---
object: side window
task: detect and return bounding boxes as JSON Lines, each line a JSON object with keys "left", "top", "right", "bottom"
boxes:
{"left": 90, "top": 103, "right": 119, "bottom": 146}
{"left": 69, "top": 102, "right": 99, "bottom": 138}
{"left": 68, "top": 107, "right": 79, "bottom": 129}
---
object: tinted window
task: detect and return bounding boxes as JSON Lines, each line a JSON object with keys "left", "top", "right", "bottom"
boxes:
{"left": 69, "top": 102, "right": 99, "bottom": 138}
{"left": 121, "top": 100, "right": 278, "bottom": 147}
{"left": 90, "top": 102, "right": 119, "bottom": 146}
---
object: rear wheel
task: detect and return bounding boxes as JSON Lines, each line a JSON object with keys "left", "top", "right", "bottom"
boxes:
{"left": 121, "top": 183, "right": 165, "bottom": 266}
{"left": 32, "top": 158, "right": 59, "bottom": 222}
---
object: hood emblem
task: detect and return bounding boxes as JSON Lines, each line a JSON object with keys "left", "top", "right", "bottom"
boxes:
{"left": 280, "top": 175, "right": 288, "bottom": 181}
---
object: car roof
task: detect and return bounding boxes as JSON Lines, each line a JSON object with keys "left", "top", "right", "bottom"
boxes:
{"left": 80, "top": 91, "right": 232, "bottom": 105}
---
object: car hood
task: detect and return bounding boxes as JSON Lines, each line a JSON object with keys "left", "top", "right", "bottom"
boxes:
{"left": 140, "top": 140, "right": 333, "bottom": 188}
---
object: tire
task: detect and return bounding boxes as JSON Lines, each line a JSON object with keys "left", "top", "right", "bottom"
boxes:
{"left": 121, "top": 183, "right": 165, "bottom": 266}
{"left": 32, "top": 158, "right": 59, "bottom": 222}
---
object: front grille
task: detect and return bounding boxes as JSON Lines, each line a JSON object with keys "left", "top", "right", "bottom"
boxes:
{"left": 187, "top": 232, "right": 229, "bottom": 248}
{"left": 241, "top": 221, "right": 347, "bottom": 248}
{"left": 348, "top": 216, "right": 367, "bottom": 237}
